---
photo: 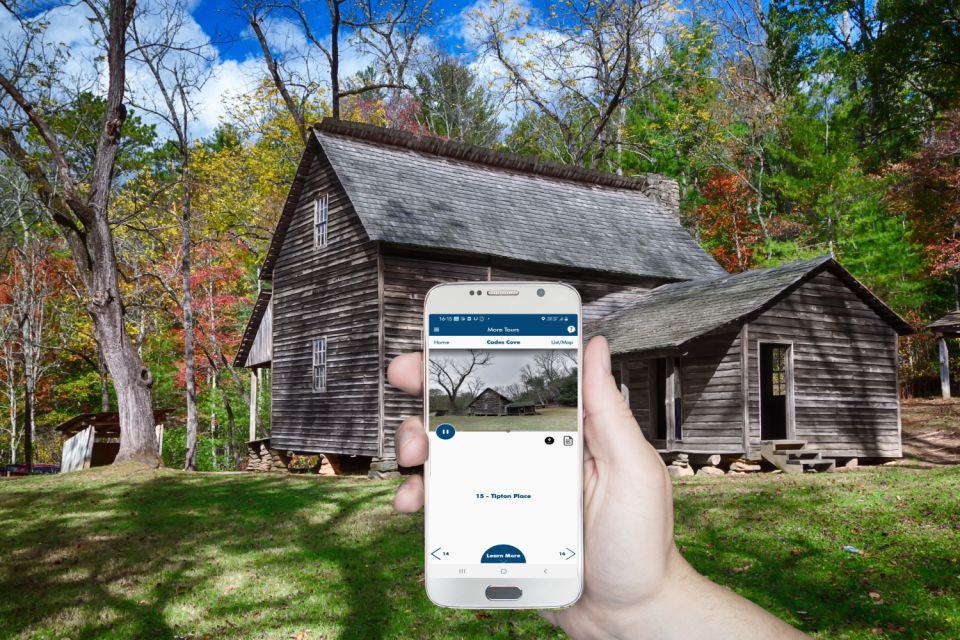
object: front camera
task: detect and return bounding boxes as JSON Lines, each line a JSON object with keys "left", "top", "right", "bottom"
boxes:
{"left": 536, "top": 288, "right": 546, "bottom": 297}
{"left": 469, "top": 290, "right": 475, "bottom": 295}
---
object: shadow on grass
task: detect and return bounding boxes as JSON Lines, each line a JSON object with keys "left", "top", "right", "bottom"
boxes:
{"left": 0, "top": 467, "right": 455, "bottom": 639}
{"left": 1, "top": 467, "right": 956, "bottom": 639}
{"left": 673, "top": 469, "right": 960, "bottom": 638}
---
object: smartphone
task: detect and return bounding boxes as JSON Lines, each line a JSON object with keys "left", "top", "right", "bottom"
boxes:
{"left": 422, "top": 281, "right": 583, "bottom": 609}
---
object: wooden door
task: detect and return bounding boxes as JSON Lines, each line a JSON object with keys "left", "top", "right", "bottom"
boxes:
{"left": 760, "top": 344, "right": 790, "bottom": 440}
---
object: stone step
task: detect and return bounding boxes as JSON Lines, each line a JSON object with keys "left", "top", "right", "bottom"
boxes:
{"left": 766, "top": 439, "right": 807, "bottom": 451}
{"left": 783, "top": 457, "right": 835, "bottom": 473}
{"left": 785, "top": 450, "right": 820, "bottom": 460}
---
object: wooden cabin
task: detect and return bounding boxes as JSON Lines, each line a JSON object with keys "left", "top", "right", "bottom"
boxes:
{"left": 468, "top": 388, "right": 513, "bottom": 416}
{"left": 590, "top": 257, "right": 912, "bottom": 461}
{"left": 234, "top": 119, "right": 911, "bottom": 470}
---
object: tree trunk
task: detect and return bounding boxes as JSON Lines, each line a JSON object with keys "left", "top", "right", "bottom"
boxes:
{"left": 22, "top": 371, "right": 32, "bottom": 473}
{"left": 86, "top": 216, "right": 159, "bottom": 466}
{"left": 181, "top": 191, "right": 199, "bottom": 471}
{"left": 331, "top": 2, "right": 341, "bottom": 119}
{"left": 98, "top": 344, "right": 110, "bottom": 411}
{"left": 0, "top": 0, "right": 158, "bottom": 467}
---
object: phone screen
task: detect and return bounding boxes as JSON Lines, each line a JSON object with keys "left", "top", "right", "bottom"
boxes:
{"left": 425, "top": 310, "right": 582, "bottom": 587}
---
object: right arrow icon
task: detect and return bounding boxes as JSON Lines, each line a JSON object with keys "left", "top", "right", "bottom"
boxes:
{"left": 565, "top": 547, "right": 576, "bottom": 560}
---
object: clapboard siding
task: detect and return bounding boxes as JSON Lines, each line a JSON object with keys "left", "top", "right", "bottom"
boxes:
{"left": 615, "top": 354, "right": 653, "bottom": 438}
{"left": 746, "top": 270, "right": 901, "bottom": 458}
{"left": 271, "top": 148, "right": 380, "bottom": 456}
{"left": 381, "top": 255, "right": 490, "bottom": 457}
{"left": 678, "top": 329, "right": 744, "bottom": 452}
{"left": 611, "top": 330, "right": 743, "bottom": 452}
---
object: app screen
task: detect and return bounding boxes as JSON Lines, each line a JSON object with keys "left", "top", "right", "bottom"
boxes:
{"left": 426, "top": 313, "right": 581, "bottom": 579}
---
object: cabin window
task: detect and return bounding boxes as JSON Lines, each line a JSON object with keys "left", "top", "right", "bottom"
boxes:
{"left": 312, "top": 337, "right": 327, "bottom": 391}
{"left": 314, "top": 193, "right": 329, "bottom": 249}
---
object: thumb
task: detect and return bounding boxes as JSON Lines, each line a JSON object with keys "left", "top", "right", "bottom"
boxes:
{"left": 581, "top": 336, "right": 650, "bottom": 462}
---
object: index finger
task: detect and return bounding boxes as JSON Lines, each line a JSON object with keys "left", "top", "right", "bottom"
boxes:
{"left": 387, "top": 352, "right": 423, "bottom": 396}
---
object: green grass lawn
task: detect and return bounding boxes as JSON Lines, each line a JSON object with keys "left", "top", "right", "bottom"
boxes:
{"left": 429, "top": 406, "right": 577, "bottom": 431}
{"left": 0, "top": 465, "right": 957, "bottom": 639}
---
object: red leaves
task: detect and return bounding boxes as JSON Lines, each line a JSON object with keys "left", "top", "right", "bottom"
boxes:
{"left": 696, "top": 169, "right": 761, "bottom": 272}
{"left": 888, "top": 110, "right": 960, "bottom": 279}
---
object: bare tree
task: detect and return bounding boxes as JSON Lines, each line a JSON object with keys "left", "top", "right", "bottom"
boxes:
{"left": 470, "top": 0, "right": 669, "bottom": 167}
{"left": 240, "top": 0, "right": 433, "bottom": 125}
{"left": 128, "top": 0, "right": 213, "bottom": 471}
{"left": 0, "top": 0, "right": 162, "bottom": 465}
{"left": 429, "top": 350, "right": 492, "bottom": 414}
{"left": 464, "top": 377, "right": 485, "bottom": 404}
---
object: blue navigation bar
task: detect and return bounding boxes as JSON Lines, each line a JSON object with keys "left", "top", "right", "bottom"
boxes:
{"left": 428, "top": 314, "right": 579, "bottom": 336}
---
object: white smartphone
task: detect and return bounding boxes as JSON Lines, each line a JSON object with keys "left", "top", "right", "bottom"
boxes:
{"left": 422, "top": 281, "right": 583, "bottom": 609}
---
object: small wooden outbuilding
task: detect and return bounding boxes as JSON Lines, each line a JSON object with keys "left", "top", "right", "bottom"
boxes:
{"left": 590, "top": 257, "right": 913, "bottom": 460}
{"left": 928, "top": 311, "right": 959, "bottom": 399}
{"left": 505, "top": 401, "right": 537, "bottom": 416}
{"left": 57, "top": 410, "right": 172, "bottom": 471}
{"left": 468, "top": 388, "right": 513, "bottom": 416}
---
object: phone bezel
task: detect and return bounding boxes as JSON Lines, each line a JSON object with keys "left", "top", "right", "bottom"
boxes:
{"left": 421, "top": 281, "right": 584, "bottom": 609}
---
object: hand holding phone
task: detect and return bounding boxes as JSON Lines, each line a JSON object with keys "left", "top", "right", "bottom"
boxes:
{"left": 390, "top": 337, "right": 811, "bottom": 638}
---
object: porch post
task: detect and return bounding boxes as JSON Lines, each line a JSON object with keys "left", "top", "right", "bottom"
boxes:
{"left": 940, "top": 337, "right": 952, "bottom": 400}
{"left": 249, "top": 369, "right": 258, "bottom": 441}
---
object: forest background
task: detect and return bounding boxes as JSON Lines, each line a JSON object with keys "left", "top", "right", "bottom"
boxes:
{"left": 1, "top": 0, "right": 957, "bottom": 470}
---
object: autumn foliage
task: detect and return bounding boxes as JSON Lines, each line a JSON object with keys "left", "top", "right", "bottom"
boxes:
{"left": 696, "top": 169, "right": 761, "bottom": 272}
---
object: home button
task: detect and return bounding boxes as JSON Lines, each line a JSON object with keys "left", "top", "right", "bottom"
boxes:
{"left": 485, "top": 586, "right": 522, "bottom": 601}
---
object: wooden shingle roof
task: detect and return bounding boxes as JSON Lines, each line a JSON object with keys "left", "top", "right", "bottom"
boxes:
{"left": 468, "top": 387, "right": 513, "bottom": 406}
{"left": 259, "top": 119, "right": 725, "bottom": 282}
{"left": 928, "top": 310, "right": 960, "bottom": 335}
{"left": 590, "top": 256, "right": 913, "bottom": 355}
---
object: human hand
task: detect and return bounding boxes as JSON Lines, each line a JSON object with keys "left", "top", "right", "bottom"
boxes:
{"left": 388, "top": 336, "right": 808, "bottom": 639}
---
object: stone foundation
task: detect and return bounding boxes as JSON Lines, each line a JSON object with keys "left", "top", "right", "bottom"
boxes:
{"left": 246, "top": 439, "right": 290, "bottom": 472}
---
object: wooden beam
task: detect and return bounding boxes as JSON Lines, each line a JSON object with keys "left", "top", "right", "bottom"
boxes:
{"left": 740, "top": 323, "right": 750, "bottom": 455}
{"left": 940, "top": 337, "right": 952, "bottom": 400}
{"left": 249, "top": 370, "right": 258, "bottom": 442}
{"left": 665, "top": 358, "right": 677, "bottom": 447}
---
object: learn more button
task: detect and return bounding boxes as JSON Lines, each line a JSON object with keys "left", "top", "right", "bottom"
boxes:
{"left": 480, "top": 544, "right": 526, "bottom": 563}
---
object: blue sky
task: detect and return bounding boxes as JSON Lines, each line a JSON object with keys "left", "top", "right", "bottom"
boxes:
{"left": 190, "top": 0, "right": 475, "bottom": 62}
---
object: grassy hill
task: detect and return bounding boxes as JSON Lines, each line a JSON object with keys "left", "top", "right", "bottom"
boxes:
{"left": 0, "top": 465, "right": 957, "bottom": 639}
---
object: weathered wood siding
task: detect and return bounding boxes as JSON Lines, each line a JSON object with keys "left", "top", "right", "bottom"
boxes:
{"left": 469, "top": 389, "right": 509, "bottom": 415}
{"left": 677, "top": 329, "right": 744, "bottom": 452}
{"left": 612, "top": 329, "right": 743, "bottom": 452}
{"left": 613, "top": 354, "right": 653, "bottom": 440}
{"left": 746, "top": 270, "right": 902, "bottom": 458}
{"left": 271, "top": 149, "right": 380, "bottom": 455}
{"left": 245, "top": 299, "right": 272, "bottom": 368}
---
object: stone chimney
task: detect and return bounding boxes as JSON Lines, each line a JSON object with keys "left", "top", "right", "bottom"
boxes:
{"left": 639, "top": 173, "right": 681, "bottom": 218}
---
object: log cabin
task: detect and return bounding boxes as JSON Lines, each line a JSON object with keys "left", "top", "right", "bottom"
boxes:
{"left": 467, "top": 388, "right": 513, "bottom": 416}
{"left": 233, "top": 118, "right": 912, "bottom": 473}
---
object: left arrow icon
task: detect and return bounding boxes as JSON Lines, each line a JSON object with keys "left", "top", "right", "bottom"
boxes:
{"left": 431, "top": 547, "right": 443, "bottom": 560}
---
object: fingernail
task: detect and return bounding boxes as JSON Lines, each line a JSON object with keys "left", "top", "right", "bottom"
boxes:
{"left": 601, "top": 340, "right": 612, "bottom": 374}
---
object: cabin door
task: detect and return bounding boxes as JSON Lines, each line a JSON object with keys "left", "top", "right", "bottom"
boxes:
{"left": 759, "top": 344, "right": 791, "bottom": 440}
